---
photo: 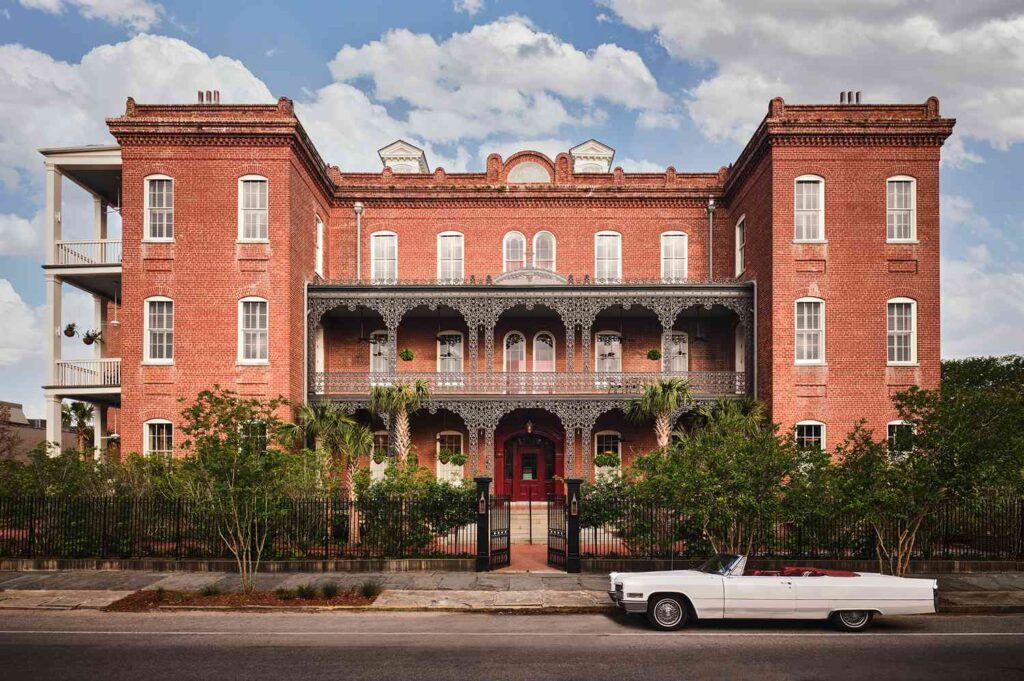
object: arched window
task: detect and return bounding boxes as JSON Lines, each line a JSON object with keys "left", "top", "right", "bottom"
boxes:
{"left": 594, "top": 430, "right": 622, "bottom": 478}
{"left": 595, "top": 330, "right": 622, "bottom": 373}
{"left": 507, "top": 161, "right": 551, "bottom": 183}
{"left": 504, "top": 331, "right": 527, "bottom": 373}
{"left": 887, "top": 297, "right": 917, "bottom": 365}
{"left": 436, "top": 431, "right": 465, "bottom": 483}
{"left": 533, "top": 331, "right": 556, "bottom": 372}
{"left": 503, "top": 232, "right": 526, "bottom": 272}
{"left": 144, "top": 174, "right": 174, "bottom": 241}
{"left": 143, "top": 296, "right": 173, "bottom": 364}
{"left": 795, "top": 420, "right": 826, "bottom": 450}
{"left": 887, "top": 421, "right": 913, "bottom": 453}
{"left": 143, "top": 419, "right": 173, "bottom": 457}
{"left": 238, "top": 175, "right": 269, "bottom": 241}
{"left": 314, "top": 215, "right": 324, "bottom": 276}
{"left": 794, "top": 175, "right": 825, "bottom": 242}
{"left": 594, "top": 231, "right": 622, "bottom": 282}
{"left": 794, "top": 297, "right": 825, "bottom": 364}
{"left": 370, "top": 231, "right": 397, "bottom": 283}
{"left": 660, "top": 231, "right": 688, "bottom": 282}
{"left": 369, "top": 330, "right": 389, "bottom": 374}
{"left": 238, "top": 297, "right": 269, "bottom": 364}
{"left": 887, "top": 176, "right": 917, "bottom": 242}
{"left": 437, "top": 231, "right": 464, "bottom": 282}
{"left": 533, "top": 231, "right": 556, "bottom": 271}
{"left": 735, "top": 215, "right": 746, "bottom": 276}
{"left": 667, "top": 332, "right": 688, "bottom": 372}
{"left": 437, "top": 331, "right": 464, "bottom": 373}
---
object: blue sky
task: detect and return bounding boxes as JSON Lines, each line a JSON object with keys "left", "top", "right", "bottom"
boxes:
{"left": 0, "top": 0, "right": 1021, "bottom": 417}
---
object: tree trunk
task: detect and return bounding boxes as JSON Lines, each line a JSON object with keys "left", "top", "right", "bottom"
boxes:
{"left": 654, "top": 412, "right": 671, "bottom": 449}
{"left": 394, "top": 410, "right": 411, "bottom": 463}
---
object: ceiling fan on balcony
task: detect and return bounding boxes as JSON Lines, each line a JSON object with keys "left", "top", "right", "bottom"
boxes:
{"left": 355, "top": 309, "right": 385, "bottom": 348}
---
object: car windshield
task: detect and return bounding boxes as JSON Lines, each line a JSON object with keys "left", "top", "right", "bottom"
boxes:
{"left": 696, "top": 554, "right": 741, "bottom": 575}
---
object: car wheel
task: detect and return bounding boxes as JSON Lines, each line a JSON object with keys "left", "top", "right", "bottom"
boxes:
{"left": 831, "top": 610, "right": 873, "bottom": 632}
{"left": 647, "top": 596, "right": 688, "bottom": 631}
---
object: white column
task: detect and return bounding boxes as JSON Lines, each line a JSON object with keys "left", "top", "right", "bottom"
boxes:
{"left": 45, "top": 165, "right": 62, "bottom": 264}
{"left": 44, "top": 395, "right": 62, "bottom": 450}
{"left": 93, "top": 404, "right": 106, "bottom": 458}
{"left": 94, "top": 196, "right": 107, "bottom": 240}
{"left": 93, "top": 197, "right": 108, "bottom": 359}
{"left": 45, "top": 274, "right": 62, "bottom": 385}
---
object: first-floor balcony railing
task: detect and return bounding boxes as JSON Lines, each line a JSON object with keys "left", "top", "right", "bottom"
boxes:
{"left": 53, "top": 239, "right": 122, "bottom": 267}
{"left": 314, "top": 371, "right": 745, "bottom": 398}
{"left": 54, "top": 358, "right": 121, "bottom": 388}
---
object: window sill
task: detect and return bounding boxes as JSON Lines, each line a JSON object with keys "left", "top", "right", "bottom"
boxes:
{"left": 237, "top": 360, "right": 270, "bottom": 366}
{"left": 794, "top": 361, "right": 827, "bottom": 367}
{"left": 887, "top": 362, "right": 920, "bottom": 368}
{"left": 142, "top": 360, "right": 174, "bottom": 366}
{"left": 236, "top": 239, "right": 270, "bottom": 245}
{"left": 886, "top": 239, "right": 919, "bottom": 245}
{"left": 792, "top": 239, "right": 827, "bottom": 245}
{"left": 142, "top": 238, "right": 175, "bottom": 244}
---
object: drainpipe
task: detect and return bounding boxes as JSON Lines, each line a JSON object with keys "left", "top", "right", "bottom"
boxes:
{"left": 707, "top": 197, "right": 716, "bottom": 280}
{"left": 353, "top": 202, "right": 364, "bottom": 281}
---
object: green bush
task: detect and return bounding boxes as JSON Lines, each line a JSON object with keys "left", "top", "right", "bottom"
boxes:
{"left": 295, "top": 583, "right": 317, "bottom": 600}
{"left": 274, "top": 587, "right": 296, "bottom": 600}
{"left": 358, "top": 579, "right": 382, "bottom": 599}
{"left": 199, "top": 583, "right": 221, "bottom": 597}
{"left": 320, "top": 581, "right": 340, "bottom": 599}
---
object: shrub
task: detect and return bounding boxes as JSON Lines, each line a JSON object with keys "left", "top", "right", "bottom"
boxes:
{"left": 295, "top": 583, "right": 317, "bottom": 600}
{"left": 358, "top": 579, "right": 382, "bottom": 600}
{"left": 199, "top": 583, "right": 221, "bottom": 597}
{"left": 320, "top": 581, "right": 340, "bottom": 599}
{"left": 274, "top": 587, "right": 296, "bottom": 600}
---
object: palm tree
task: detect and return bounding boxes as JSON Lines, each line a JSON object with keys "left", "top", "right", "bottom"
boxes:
{"left": 338, "top": 422, "right": 374, "bottom": 495}
{"left": 626, "top": 378, "right": 693, "bottom": 449}
{"left": 369, "top": 380, "right": 431, "bottom": 463}
{"left": 61, "top": 401, "right": 94, "bottom": 455}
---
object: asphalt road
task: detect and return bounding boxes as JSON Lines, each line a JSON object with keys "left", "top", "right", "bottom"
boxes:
{"left": 1, "top": 610, "right": 1023, "bottom": 681}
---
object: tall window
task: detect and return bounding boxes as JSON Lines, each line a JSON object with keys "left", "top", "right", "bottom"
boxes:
{"left": 144, "top": 419, "right": 173, "bottom": 456}
{"left": 503, "top": 232, "right": 526, "bottom": 271}
{"left": 504, "top": 331, "right": 526, "bottom": 372}
{"left": 795, "top": 298, "right": 825, "bottom": 364}
{"left": 887, "top": 176, "right": 916, "bottom": 241}
{"left": 314, "top": 215, "right": 324, "bottom": 276}
{"left": 436, "top": 431, "right": 464, "bottom": 483}
{"left": 533, "top": 231, "right": 555, "bottom": 270}
{"left": 595, "top": 231, "right": 622, "bottom": 282}
{"left": 437, "top": 232, "right": 464, "bottom": 282}
{"left": 144, "top": 297, "right": 173, "bottom": 363}
{"left": 794, "top": 176, "right": 824, "bottom": 241}
{"left": 735, "top": 215, "right": 746, "bottom": 276}
{"left": 371, "top": 232, "right": 397, "bottom": 283}
{"left": 795, "top": 421, "right": 825, "bottom": 450}
{"left": 887, "top": 298, "right": 917, "bottom": 364}
{"left": 238, "top": 176, "right": 268, "bottom": 241}
{"left": 238, "top": 297, "right": 268, "bottom": 363}
{"left": 533, "top": 331, "right": 555, "bottom": 372}
{"left": 369, "top": 331, "right": 389, "bottom": 373}
{"left": 595, "top": 332, "right": 622, "bottom": 373}
{"left": 667, "top": 333, "right": 689, "bottom": 372}
{"left": 437, "top": 332, "right": 464, "bottom": 373}
{"left": 144, "top": 175, "right": 174, "bottom": 240}
{"left": 888, "top": 421, "right": 913, "bottom": 453}
{"left": 660, "top": 231, "right": 688, "bottom": 282}
{"left": 594, "top": 431, "right": 622, "bottom": 478}
{"left": 371, "top": 431, "right": 390, "bottom": 481}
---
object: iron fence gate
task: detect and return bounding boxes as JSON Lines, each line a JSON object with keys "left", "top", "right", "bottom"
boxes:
{"left": 489, "top": 495, "right": 510, "bottom": 569}
{"left": 547, "top": 494, "right": 566, "bottom": 569}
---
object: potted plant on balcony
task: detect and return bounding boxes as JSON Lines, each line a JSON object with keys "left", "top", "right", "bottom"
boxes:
{"left": 63, "top": 323, "right": 78, "bottom": 338}
{"left": 82, "top": 329, "right": 102, "bottom": 346}
{"left": 399, "top": 348, "right": 414, "bottom": 362}
{"left": 593, "top": 450, "right": 621, "bottom": 470}
{"left": 646, "top": 348, "right": 662, "bottom": 361}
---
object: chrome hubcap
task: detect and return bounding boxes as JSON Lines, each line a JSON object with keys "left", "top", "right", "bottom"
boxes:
{"left": 840, "top": 611, "right": 868, "bottom": 627}
{"left": 654, "top": 599, "right": 682, "bottom": 626}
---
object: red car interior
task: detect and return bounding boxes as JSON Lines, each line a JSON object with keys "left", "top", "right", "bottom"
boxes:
{"left": 748, "top": 567, "right": 859, "bottom": 577}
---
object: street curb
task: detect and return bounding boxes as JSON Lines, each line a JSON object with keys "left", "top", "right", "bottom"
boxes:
{"left": 149, "top": 604, "right": 616, "bottom": 614}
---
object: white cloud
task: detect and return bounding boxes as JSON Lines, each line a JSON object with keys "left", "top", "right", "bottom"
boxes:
{"left": 602, "top": 1, "right": 1024, "bottom": 157}
{"left": 0, "top": 279, "right": 44, "bottom": 366}
{"left": 596, "top": 13, "right": 613, "bottom": 24}
{"left": 453, "top": 0, "right": 483, "bottom": 16}
{"left": 19, "top": 0, "right": 163, "bottom": 31}
{"left": 941, "top": 193, "right": 1015, "bottom": 251}
{"left": 0, "top": 212, "right": 41, "bottom": 256}
{"left": 617, "top": 157, "right": 664, "bottom": 172}
{"left": 327, "top": 16, "right": 671, "bottom": 143}
{"left": 478, "top": 138, "right": 572, "bottom": 163}
{"left": 942, "top": 255, "right": 1024, "bottom": 358}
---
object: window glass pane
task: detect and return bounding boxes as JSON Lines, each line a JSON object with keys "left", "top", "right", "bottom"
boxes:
{"left": 795, "top": 423, "right": 823, "bottom": 449}
{"left": 504, "top": 234, "right": 525, "bottom": 271}
{"left": 372, "top": 234, "right": 397, "bottom": 282}
{"left": 888, "top": 423, "right": 913, "bottom": 452}
{"left": 669, "top": 334, "right": 688, "bottom": 372}
{"left": 148, "top": 300, "right": 173, "bottom": 360}
{"left": 505, "top": 333, "right": 526, "bottom": 371}
{"left": 795, "top": 301, "right": 823, "bottom": 362}
{"left": 596, "top": 333, "right": 622, "bottom": 372}
{"left": 534, "top": 233, "right": 554, "bottom": 270}
{"left": 662, "top": 234, "right": 687, "bottom": 280}
{"left": 438, "top": 333, "right": 463, "bottom": 372}
{"left": 795, "top": 180, "right": 822, "bottom": 240}
{"left": 147, "top": 422, "right": 172, "bottom": 456}
{"left": 595, "top": 234, "right": 621, "bottom": 281}
{"left": 370, "top": 332, "right": 389, "bottom": 373}
{"left": 887, "top": 181, "right": 913, "bottom": 240}
{"left": 438, "top": 234, "right": 463, "bottom": 281}
{"left": 241, "top": 180, "right": 268, "bottom": 240}
{"left": 148, "top": 179, "right": 173, "bottom": 239}
{"left": 241, "top": 300, "right": 268, "bottom": 361}
{"left": 887, "top": 302, "right": 913, "bottom": 362}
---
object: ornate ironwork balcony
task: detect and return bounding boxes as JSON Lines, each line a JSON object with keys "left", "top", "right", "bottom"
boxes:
{"left": 313, "top": 370, "right": 746, "bottom": 398}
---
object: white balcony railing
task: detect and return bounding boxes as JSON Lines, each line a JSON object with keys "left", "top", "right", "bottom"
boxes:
{"left": 54, "top": 240, "right": 122, "bottom": 267}
{"left": 54, "top": 358, "right": 121, "bottom": 388}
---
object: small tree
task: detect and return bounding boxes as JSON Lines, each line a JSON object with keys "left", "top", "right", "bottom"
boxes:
{"left": 369, "top": 380, "right": 431, "bottom": 462}
{"left": 61, "top": 402, "right": 94, "bottom": 456}
{"left": 625, "top": 378, "right": 692, "bottom": 449}
{"left": 177, "top": 388, "right": 288, "bottom": 593}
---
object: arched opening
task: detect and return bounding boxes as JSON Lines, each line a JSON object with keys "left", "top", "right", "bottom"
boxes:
{"left": 495, "top": 409, "right": 564, "bottom": 500}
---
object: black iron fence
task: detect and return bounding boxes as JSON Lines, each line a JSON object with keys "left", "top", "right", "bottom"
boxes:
{"left": 581, "top": 496, "right": 1024, "bottom": 561}
{"left": 0, "top": 496, "right": 476, "bottom": 560}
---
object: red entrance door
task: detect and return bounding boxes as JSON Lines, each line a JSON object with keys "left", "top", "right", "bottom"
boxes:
{"left": 502, "top": 434, "right": 561, "bottom": 500}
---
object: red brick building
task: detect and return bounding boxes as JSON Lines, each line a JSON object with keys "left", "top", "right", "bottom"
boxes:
{"left": 40, "top": 94, "right": 953, "bottom": 497}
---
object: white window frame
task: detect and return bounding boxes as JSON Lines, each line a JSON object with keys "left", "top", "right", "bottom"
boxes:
{"left": 436, "top": 431, "right": 465, "bottom": 483}
{"left": 503, "top": 231, "right": 527, "bottom": 272}
{"left": 887, "top": 420, "right": 915, "bottom": 454}
{"left": 533, "top": 231, "right": 556, "bottom": 271}
{"left": 794, "top": 297, "right": 825, "bottom": 365}
{"left": 143, "top": 419, "right": 173, "bottom": 457}
{"left": 143, "top": 296, "right": 174, "bottom": 365}
{"left": 887, "top": 297, "right": 918, "bottom": 365}
{"left": 237, "top": 296, "right": 269, "bottom": 365}
{"left": 735, "top": 215, "right": 746, "bottom": 276}
{"left": 370, "top": 430, "right": 390, "bottom": 481}
{"left": 503, "top": 330, "right": 527, "bottom": 372}
{"left": 237, "top": 175, "right": 269, "bottom": 242}
{"left": 143, "top": 174, "right": 174, "bottom": 242}
{"left": 594, "top": 330, "right": 623, "bottom": 375}
{"left": 370, "top": 231, "right": 398, "bottom": 284}
{"left": 594, "top": 430, "right": 622, "bottom": 478}
{"left": 436, "top": 231, "right": 465, "bottom": 282}
{"left": 666, "top": 332, "right": 689, "bottom": 373}
{"left": 369, "top": 330, "right": 389, "bottom": 380}
{"left": 886, "top": 175, "right": 917, "bottom": 243}
{"left": 436, "top": 330, "right": 464, "bottom": 374}
{"left": 314, "top": 214, "right": 324, "bottom": 277}
{"left": 794, "top": 420, "right": 826, "bottom": 450}
{"left": 594, "top": 231, "right": 622, "bottom": 283}
{"left": 532, "top": 331, "right": 556, "bottom": 373}
{"left": 794, "top": 175, "right": 825, "bottom": 242}
{"left": 660, "top": 231, "right": 688, "bottom": 283}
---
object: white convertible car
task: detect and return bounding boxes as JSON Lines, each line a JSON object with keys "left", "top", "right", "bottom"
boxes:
{"left": 610, "top": 554, "right": 937, "bottom": 631}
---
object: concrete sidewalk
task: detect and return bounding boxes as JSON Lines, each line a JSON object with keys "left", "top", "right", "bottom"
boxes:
{"left": 1, "top": 569, "right": 1022, "bottom": 613}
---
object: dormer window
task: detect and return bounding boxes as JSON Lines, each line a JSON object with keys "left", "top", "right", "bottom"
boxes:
{"left": 378, "top": 140, "right": 429, "bottom": 174}
{"left": 570, "top": 139, "right": 615, "bottom": 174}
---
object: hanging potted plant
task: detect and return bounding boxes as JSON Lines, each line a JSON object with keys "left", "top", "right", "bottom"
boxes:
{"left": 372, "top": 449, "right": 388, "bottom": 465}
{"left": 82, "top": 329, "right": 103, "bottom": 346}
{"left": 646, "top": 348, "right": 662, "bottom": 361}
{"left": 593, "top": 450, "right": 621, "bottom": 469}
{"left": 437, "top": 447, "right": 455, "bottom": 465}
{"left": 63, "top": 323, "right": 78, "bottom": 338}
{"left": 448, "top": 450, "right": 468, "bottom": 467}
{"left": 399, "top": 347, "right": 415, "bottom": 362}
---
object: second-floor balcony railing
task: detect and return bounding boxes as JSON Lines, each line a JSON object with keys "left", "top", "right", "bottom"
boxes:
{"left": 314, "top": 371, "right": 746, "bottom": 398}
{"left": 54, "top": 358, "right": 121, "bottom": 388}
{"left": 54, "top": 240, "right": 122, "bottom": 267}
